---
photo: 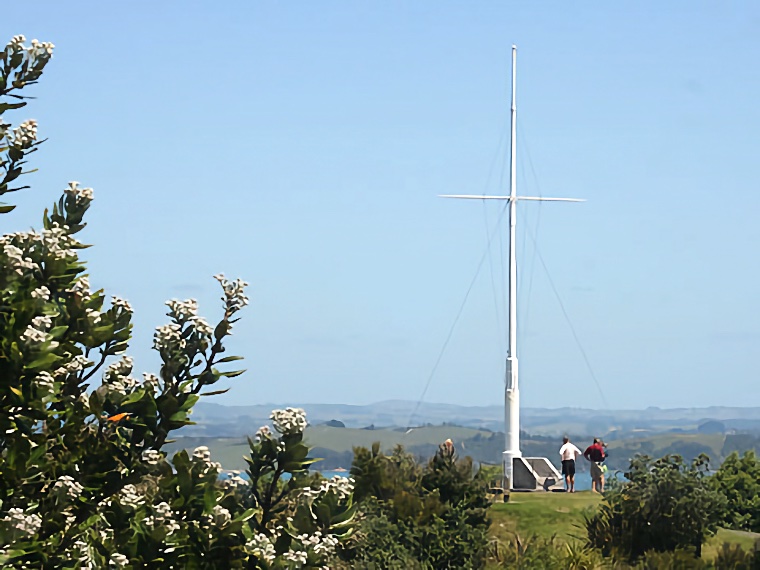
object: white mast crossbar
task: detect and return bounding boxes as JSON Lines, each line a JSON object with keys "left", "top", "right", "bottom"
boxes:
{"left": 440, "top": 45, "right": 584, "bottom": 490}
{"left": 440, "top": 195, "right": 585, "bottom": 202}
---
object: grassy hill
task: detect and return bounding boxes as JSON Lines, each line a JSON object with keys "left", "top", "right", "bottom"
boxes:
{"left": 164, "top": 425, "right": 493, "bottom": 471}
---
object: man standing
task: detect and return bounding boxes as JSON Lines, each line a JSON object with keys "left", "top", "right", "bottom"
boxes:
{"left": 583, "top": 438, "right": 606, "bottom": 493}
{"left": 558, "top": 436, "right": 582, "bottom": 492}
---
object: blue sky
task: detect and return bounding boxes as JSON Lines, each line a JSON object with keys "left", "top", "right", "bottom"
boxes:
{"left": 4, "top": 2, "right": 760, "bottom": 410}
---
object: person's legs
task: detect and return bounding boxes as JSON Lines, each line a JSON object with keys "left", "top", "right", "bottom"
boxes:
{"left": 600, "top": 474, "right": 605, "bottom": 493}
{"left": 569, "top": 474, "right": 575, "bottom": 492}
{"left": 590, "top": 462, "right": 602, "bottom": 492}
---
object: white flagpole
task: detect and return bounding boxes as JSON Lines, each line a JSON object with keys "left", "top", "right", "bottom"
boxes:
{"left": 439, "top": 45, "right": 584, "bottom": 490}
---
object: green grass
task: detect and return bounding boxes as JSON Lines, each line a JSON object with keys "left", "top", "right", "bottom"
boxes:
{"left": 489, "top": 491, "right": 601, "bottom": 545}
{"left": 488, "top": 491, "right": 759, "bottom": 563}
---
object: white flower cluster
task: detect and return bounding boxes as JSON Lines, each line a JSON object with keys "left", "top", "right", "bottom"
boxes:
{"left": 86, "top": 308, "right": 102, "bottom": 325}
{"left": 41, "top": 224, "right": 78, "bottom": 260}
{"left": 270, "top": 407, "right": 308, "bottom": 436}
{"left": 283, "top": 550, "right": 308, "bottom": 565}
{"left": 3, "top": 242, "right": 37, "bottom": 275}
{"left": 109, "top": 553, "right": 129, "bottom": 568}
{"left": 153, "top": 323, "right": 184, "bottom": 353}
{"left": 63, "top": 510, "right": 77, "bottom": 530}
{"left": 104, "top": 355, "right": 138, "bottom": 395}
{"left": 192, "top": 316, "right": 214, "bottom": 337}
{"left": 117, "top": 484, "right": 145, "bottom": 509}
{"left": 166, "top": 298, "right": 198, "bottom": 321}
{"left": 111, "top": 295, "right": 133, "bottom": 313}
{"left": 28, "top": 37, "right": 55, "bottom": 56}
{"left": 8, "top": 35, "right": 26, "bottom": 50}
{"left": 143, "top": 502, "right": 180, "bottom": 535}
{"left": 52, "top": 475, "right": 84, "bottom": 500}
{"left": 214, "top": 273, "right": 249, "bottom": 314}
{"left": 106, "top": 355, "right": 133, "bottom": 376}
{"left": 10, "top": 119, "right": 37, "bottom": 149}
{"left": 33, "top": 371, "right": 55, "bottom": 394}
{"left": 192, "top": 446, "right": 222, "bottom": 474}
{"left": 212, "top": 504, "right": 231, "bottom": 527}
{"left": 20, "top": 314, "right": 55, "bottom": 346}
{"left": 32, "top": 315, "right": 52, "bottom": 330}
{"left": 7, "top": 36, "right": 54, "bottom": 56}
{"left": 255, "top": 425, "right": 272, "bottom": 442}
{"left": 31, "top": 285, "right": 50, "bottom": 300}
{"left": 2, "top": 507, "right": 42, "bottom": 538}
{"left": 1, "top": 225, "right": 80, "bottom": 274}
{"left": 221, "top": 470, "right": 248, "bottom": 492}
{"left": 142, "top": 373, "right": 160, "bottom": 394}
{"left": 193, "top": 445, "right": 211, "bottom": 462}
{"left": 73, "top": 539, "right": 95, "bottom": 569}
{"left": 98, "top": 527, "right": 115, "bottom": 545}
{"left": 68, "top": 276, "right": 91, "bottom": 298}
{"left": 165, "top": 299, "right": 214, "bottom": 337}
{"left": 297, "top": 531, "right": 340, "bottom": 556}
{"left": 301, "top": 476, "right": 355, "bottom": 502}
{"left": 53, "top": 355, "right": 92, "bottom": 378}
{"left": 141, "top": 449, "right": 163, "bottom": 466}
{"left": 246, "top": 532, "right": 276, "bottom": 563}
{"left": 64, "top": 181, "right": 94, "bottom": 205}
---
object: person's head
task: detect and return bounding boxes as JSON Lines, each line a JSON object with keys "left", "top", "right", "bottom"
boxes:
{"left": 562, "top": 436, "right": 569, "bottom": 444}
{"left": 593, "top": 438, "right": 601, "bottom": 445}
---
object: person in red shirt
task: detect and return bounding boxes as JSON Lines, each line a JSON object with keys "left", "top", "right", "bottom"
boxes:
{"left": 583, "top": 438, "right": 606, "bottom": 492}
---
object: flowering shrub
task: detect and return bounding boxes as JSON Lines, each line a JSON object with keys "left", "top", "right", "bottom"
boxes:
{"left": 0, "top": 35, "right": 354, "bottom": 568}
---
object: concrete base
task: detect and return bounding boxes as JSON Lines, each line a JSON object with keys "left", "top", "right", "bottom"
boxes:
{"left": 512, "top": 456, "right": 563, "bottom": 491}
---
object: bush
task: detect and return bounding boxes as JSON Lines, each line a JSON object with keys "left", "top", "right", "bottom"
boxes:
{"left": 712, "top": 542, "right": 756, "bottom": 570}
{"left": 585, "top": 454, "right": 725, "bottom": 562}
{"left": 0, "top": 34, "right": 354, "bottom": 568}
{"left": 632, "top": 548, "right": 707, "bottom": 569}
{"left": 343, "top": 441, "right": 491, "bottom": 568}
{"left": 711, "top": 450, "right": 760, "bottom": 533}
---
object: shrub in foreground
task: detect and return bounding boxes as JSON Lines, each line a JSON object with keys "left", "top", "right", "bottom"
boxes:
{"left": 0, "top": 34, "right": 354, "bottom": 568}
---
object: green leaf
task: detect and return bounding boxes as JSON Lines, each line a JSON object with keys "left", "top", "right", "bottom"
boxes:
{"left": 168, "top": 411, "right": 188, "bottom": 422}
{"left": 0, "top": 203, "right": 15, "bottom": 214}
{"left": 10, "top": 386, "right": 23, "bottom": 397}
{"left": 25, "top": 352, "right": 61, "bottom": 371}
{"left": 213, "top": 320, "right": 229, "bottom": 340}
{"left": 216, "top": 355, "right": 244, "bottom": 363}
{"left": 221, "top": 369, "right": 246, "bottom": 378}
{"left": 179, "top": 394, "right": 199, "bottom": 412}
{"left": 0, "top": 101, "right": 26, "bottom": 112}
{"left": 203, "top": 483, "right": 217, "bottom": 512}
{"left": 201, "top": 388, "right": 230, "bottom": 397}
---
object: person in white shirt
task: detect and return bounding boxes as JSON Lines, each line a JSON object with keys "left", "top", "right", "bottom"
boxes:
{"left": 558, "top": 436, "right": 582, "bottom": 492}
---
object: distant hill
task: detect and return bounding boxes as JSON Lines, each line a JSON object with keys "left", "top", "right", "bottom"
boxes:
{"left": 166, "top": 428, "right": 760, "bottom": 472}
{"left": 186, "top": 400, "right": 760, "bottom": 438}
{"left": 172, "top": 400, "right": 760, "bottom": 471}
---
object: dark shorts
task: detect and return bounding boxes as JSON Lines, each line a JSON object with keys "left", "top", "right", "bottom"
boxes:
{"left": 561, "top": 459, "right": 575, "bottom": 477}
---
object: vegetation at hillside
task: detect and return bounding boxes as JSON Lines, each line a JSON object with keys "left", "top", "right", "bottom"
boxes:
{"left": 711, "top": 450, "right": 760, "bottom": 533}
{"left": 586, "top": 454, "right": 725, "bottom": 560}
{"left": 336, "top": 442, "right": 491, "bottom": 569}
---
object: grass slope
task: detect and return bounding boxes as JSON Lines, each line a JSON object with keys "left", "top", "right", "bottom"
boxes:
{"left": 488, "top": 492, "right": 759, "bottom": 562}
